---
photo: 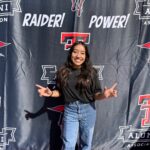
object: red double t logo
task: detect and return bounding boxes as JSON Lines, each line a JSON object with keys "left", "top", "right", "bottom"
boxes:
{"left": 61, "top": 32, "right": 90, "bottom": 50}
{"left": 138, "top": 94, "right": 150, "bottom": 127}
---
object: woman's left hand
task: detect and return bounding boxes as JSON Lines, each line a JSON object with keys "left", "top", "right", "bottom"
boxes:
{"left": 103, "top": 83, "right": 118, "bottom": 98}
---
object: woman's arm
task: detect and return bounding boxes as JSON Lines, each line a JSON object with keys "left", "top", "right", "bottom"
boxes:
{"left": 35, "top": 84, "right": 61, "bottom": 97}
{"left": 94, "top": 83, "right": 117, "bottom": 100}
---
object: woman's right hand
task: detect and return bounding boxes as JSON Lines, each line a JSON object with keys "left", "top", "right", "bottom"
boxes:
{"left": 35, "top": 84, "right": 52, "bottom": 97}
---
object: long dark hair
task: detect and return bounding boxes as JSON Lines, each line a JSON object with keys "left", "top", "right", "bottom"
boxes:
{"left": 57, "top": 41, "right": 96, "bottom": 92}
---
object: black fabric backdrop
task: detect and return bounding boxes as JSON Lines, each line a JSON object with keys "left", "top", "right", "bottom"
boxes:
{"left": 0, "top": 0, "right": 150, "bottom": 149}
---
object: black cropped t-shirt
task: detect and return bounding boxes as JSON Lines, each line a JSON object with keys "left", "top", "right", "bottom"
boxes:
{"left": 61, "top": 68, "right": 102, "bottom": 104}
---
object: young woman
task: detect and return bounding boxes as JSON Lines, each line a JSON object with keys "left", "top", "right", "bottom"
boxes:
{"left": 36, "top": 41, "right": 117, "bottom": 150}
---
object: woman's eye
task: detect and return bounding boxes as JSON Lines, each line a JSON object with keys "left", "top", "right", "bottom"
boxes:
{"left": 73, "top": 51, "right": 77, "bottom": 54}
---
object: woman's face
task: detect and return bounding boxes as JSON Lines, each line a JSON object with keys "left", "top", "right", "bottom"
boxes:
{"left": 71, "top": 44, "right": 86, "bottom": 68}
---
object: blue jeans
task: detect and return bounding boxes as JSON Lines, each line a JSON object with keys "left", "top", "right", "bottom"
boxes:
{"left": 62, "top": 101, "right": 96, "bottom": 150}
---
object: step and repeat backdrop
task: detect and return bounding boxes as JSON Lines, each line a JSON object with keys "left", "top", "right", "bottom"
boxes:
{"left": 0, "top": 0, "right": 150, "bottom": 150}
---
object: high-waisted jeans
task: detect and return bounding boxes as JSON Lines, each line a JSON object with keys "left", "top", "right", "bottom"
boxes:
{"left": 62, "top": 101, "right": 96, "bottom": 150}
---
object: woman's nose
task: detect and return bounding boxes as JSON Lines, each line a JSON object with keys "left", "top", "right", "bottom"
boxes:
{"left": 76, "top": 53, "right": 81, "bottom": 57}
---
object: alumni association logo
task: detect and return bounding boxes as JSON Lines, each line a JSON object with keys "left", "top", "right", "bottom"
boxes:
{"left": 118, "top": 94, "right": 150, "bottom": 149}
{"left": 134, "top": 0, "right": 150, "bottom": 19}
{"left": 134, "top": 0, "right": 150, "bottom": 25}
{"left": 0, "top": 0, "right": 22, "bottom": 23}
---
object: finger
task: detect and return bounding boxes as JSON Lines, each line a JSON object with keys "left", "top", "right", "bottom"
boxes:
{"left": 111, "top": 83, "right": 117, "bottom": 89}
{"left": 35, "top": 84, "right": 45, "bottom": 89}
{"left": 114, "top": 90, "right": 117, "bottom": 94}
{"left": 25, "top": 115, "right": 29, "bottom": 120}
{"left": 24, "top": 110, "right": 29, "bottom": 113}
{"left": 46, "top": 87, "right": 50, "bottom": 91}
{"left": 113, "top": 90, "right": 118, "bottom": 97}
{"left": 47, "top": 87, "right": 52, "bottom": 92}
{"left": 114, "top": 93, "right": 117, "bottom": 97}
{"left": 38, "top": 89, "right": 42, "bottom": 93}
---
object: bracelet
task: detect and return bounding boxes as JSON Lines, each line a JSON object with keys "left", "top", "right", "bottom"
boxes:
{"left": 49, "top": 91, "right": 53, "bottom": 97}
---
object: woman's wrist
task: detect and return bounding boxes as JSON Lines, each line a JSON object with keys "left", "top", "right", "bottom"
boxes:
{"left": 49, "top": 91, "right": 53, "bottom": 97}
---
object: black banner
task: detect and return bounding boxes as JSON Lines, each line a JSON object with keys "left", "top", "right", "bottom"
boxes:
{"left": 0, "top": 0, "right": 150, "bottom": 149}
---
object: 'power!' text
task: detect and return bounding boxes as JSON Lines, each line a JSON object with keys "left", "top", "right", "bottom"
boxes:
{"left": 89, "top": 14, "right": 130, "bottom": 28}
